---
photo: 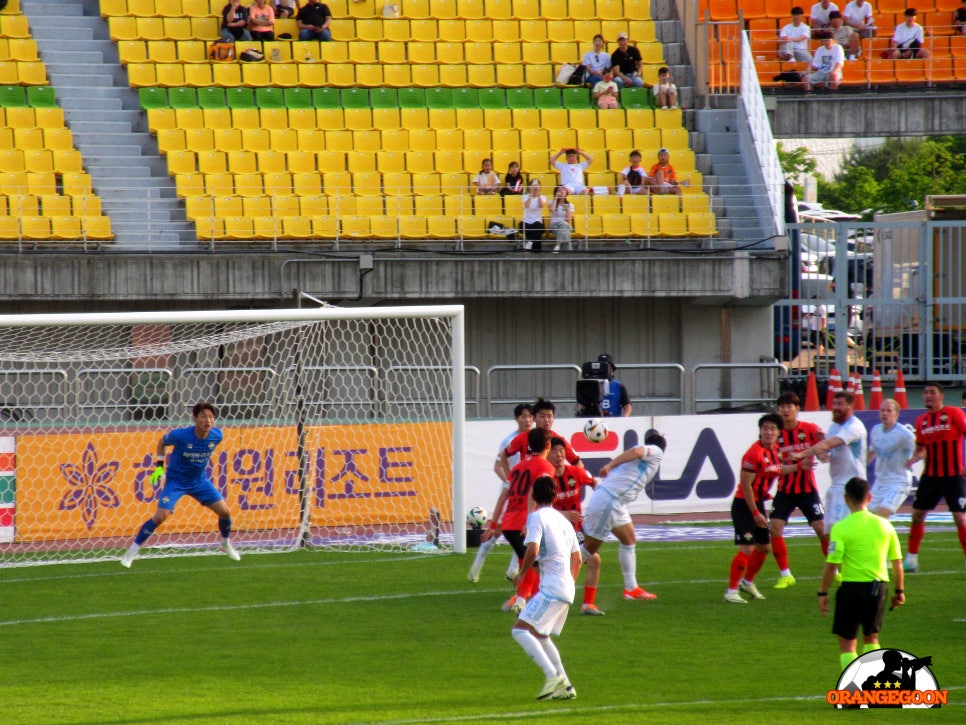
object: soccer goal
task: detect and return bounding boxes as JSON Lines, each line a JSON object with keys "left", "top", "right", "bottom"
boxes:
{"left": 0, "top": 306, "right": 466, "bottom": 567}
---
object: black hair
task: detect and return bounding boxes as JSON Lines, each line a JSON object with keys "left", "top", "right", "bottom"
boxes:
{"left": 845, "top": 476, "right": 870, "bottom": 503}
{"left": 527, "top": 427, "right": 551, "bottom": 453}
{"left": 513, "top": 402, "right": 535, "bottom": 417}
{"left": 193, "top": 401, "right": 217, "bottom": 417}
{"left": 532, "top": 475, "right": 558, "bottom": 505}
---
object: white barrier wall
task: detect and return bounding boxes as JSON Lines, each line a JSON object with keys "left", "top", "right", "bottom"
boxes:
{"left": 464, "top": 410, "right": 923, "bottom": 517}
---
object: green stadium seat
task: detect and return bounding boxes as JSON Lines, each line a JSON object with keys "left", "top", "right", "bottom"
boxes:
{"left": 284, "top": 87, "right": 313, "bottom": 109}
{"left": 26, "top": 86, "right": 57, "bottom": 108}
{"left": 197, "top": 87, "right": 227, "bottom": 109}
{"left": 620, "top": 87, "right": 653, "bottom": 109}
{"left": 478, "top": 88, "right": 505, "bottom": 109}
{"left": 533, "top": 87, "right": 561, "bottom": 109}
{"left": 451, "top": 87, "right": 479, "bottom": 109}
{"left": 138, "top": 87, "right": 167, "bottom": 110}
{"left": 369, "top": 87, "right": 398, "bottom": 108}
{"left": 167, "top": 87, "right": 197, "bottom": 109}
{"left": 225, "top": 87, "right": 256, "bottom": 109}
{"left": 341, "top": 88, "right": 369, "bottom": 109}
{"left": 424, "top": 87, "right": 454, "bottom": 109}
{"left": 255, "top": 87, "right": 286, "bottom": 109}
{"left": 505, "top": 87, "right": 534, "bottom": 109}
{"left": 398, "top": 87, "right": 427, "bottom": 108}
{"left": 562, "top": 87, "right": 591, "bottom": 109}
{"left": 312, "top": 87, "right": 341, "bottom": 109}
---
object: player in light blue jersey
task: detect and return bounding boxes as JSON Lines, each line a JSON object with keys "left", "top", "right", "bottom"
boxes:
{"left": 867, "top": 399, "right": 916, "bottom": 518}
{"left": 793, "top": 391, "right": 867, "bottom": 534}
{"left": 580, "top": 428, "right": 666, "bottom": 600}
{"left": 121, "top": 402, "right": 239, "bottom": 567}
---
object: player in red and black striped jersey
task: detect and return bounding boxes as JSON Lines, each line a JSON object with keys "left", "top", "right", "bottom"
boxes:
{"left": 904, "top": 382, "right": 966, "bottom": 572}
{"left": 484, "top": 427, "right": 555, "bottom": 612}
{"left": 548, "top": 437, "right": 604, "bottom": 615}
{"left": 770, "top": 392, "right": 829, "bottom": 590}
{"left": 726, "top": 413, "right": 784, "bottom": 604}
{"left": 500, "top": 398, "right": 582, "bottom": 474}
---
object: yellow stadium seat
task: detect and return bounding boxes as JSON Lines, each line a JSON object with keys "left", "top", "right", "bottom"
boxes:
{"left": 147, "top": 40, "right": 177, "bottom": 63}
{"left": 600, "top": 213, "right": 631, "bottom": 238}
{"left": 52, "top": 151, "right": 83, "bottom": 174}
{"left": 629, "top": 213, "right": 656, "bottom": 237}
{"left": 441, "top": 172, "right": 471, "bottom": 196}
{"left": 155, "top": 63, "right": 185, "bottom": 87}
{"left": 110, "top": 16, "right": 138, "bottom": 41}
{"left": 376, "top": 150, "right": 406, "bottom": 174}
{"left": 355, "top": 195, "right": 384, "bottom": 217}
{"left": 401, "top": 107, "right": 429, "bottom": 128}
{"left": 203, "top": 172, "right": 234, "bottom": 197}
{"left": 292, "top": 173, "right": 322, "bottom": 197}
{"left": 298, "top": 64, "right": 327, "bottom": 87}
{"left": 621, "top": 194, "right": 650, "bottom": 215}
{"left": 126, "top": 62, "right": 157, "bottom": 87}
{"left": 185, "top": 195, "right": 213, "bottom": 219}
{"left": 5, "top": 193, "right": 37, "bottom": 216}
{"left": 27, "top": 172, "right": 56, "bottom": 196}
{"left": 241, "top": 63, "right": 271, "bottom": 86}
{"left": 174, "top": 172, "right": 204, "bottom": 197}
{"left": 340, "top": 215, "right": 370, "bottom": 238}
{"left": 72, "top": 195, "right": 103, "bottom": 217}
{"left": 264, "top": 172, "right": 294, "bottom": 196}
{"left": 467, "top": 64, "right": 496, "bottom": 87}
{"left": 81, "top": 214, "right": 113, "bottom": 241}
{"left": 320, "top": 41, "right": 350, "bottom": 63}
{"left": 688, "top": 212, "right": 718, "bottom": 236}
{"left": 405, "top": 151, "right": 435, "bottom": 174}
{"left": 658, "top": 212, "right": 687, "bottom": 236}
{"left": 352, "top": 170, "right": 382, "bottom": 195}
{"left": 136, "top": 17, "right": 166, "bottom": 40}
{"left": 20, "top": 215, "right": 51, "bottom": 241}
{"left": 50, "top": 215, "right": 83, "bottom": 240}
{"left": 222, "top": 216, "right": 254, "bottom": 240}
{"left": 194, "top": 217, "right": 224, "bottom": 241}
{"left": 270, "top": 64, "right": 299, "bottom": 87}
{"left": 279, "top": 215, "right": 313, "bottom": 239}
{"left": 382, "top": 172, "right": 412, "bottom": 196}
{"left": 573, "top": 213, "right": 602, "bottom": 238}
{"left": 396, "top": 214, "right": 426, "bottom": 238}
{"left": 212, "top": 128, "right": 243, "bottom": 153}
{"left": 372, "top": 107, "right": 400, "bottom": 129}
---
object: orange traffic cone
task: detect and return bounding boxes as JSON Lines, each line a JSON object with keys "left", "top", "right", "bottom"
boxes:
{"left": 826, "top": 369, "right": 841, "bottom": 410}
{"left": 894, "top": 369, "right": 909, "bottom": 409}
{"left": 869, "top": 370, "right": 883, "bottom": 409}
{"left": 804, "top": 370, "right": 820, "bottom": 411}
{"left": 852, "top": 373, "right": 866, "bottom": 410}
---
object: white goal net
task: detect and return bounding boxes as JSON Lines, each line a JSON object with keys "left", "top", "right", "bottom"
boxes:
{"left": 0, "top": 306, "right": 465, "bottom": 567}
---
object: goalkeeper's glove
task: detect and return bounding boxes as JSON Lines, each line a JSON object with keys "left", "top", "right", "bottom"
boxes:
{"left": 149, "top": 460, "right": 165, "bottom": 487}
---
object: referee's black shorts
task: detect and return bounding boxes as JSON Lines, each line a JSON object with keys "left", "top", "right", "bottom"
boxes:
{"left": 832, "top": 581, "right": 888, "bottom": 640}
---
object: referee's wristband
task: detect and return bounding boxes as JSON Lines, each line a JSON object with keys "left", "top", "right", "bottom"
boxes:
{"left": 894, "top": 589, "right": 904, "bottom": 594}
{"left": 817, "top": 591, "right": 828, "bottom": 597}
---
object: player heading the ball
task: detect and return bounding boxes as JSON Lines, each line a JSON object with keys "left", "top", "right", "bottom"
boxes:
{"left": 120, "top": 402, "right": 241, "bottom": 568}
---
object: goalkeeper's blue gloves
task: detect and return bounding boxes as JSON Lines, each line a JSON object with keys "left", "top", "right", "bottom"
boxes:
{"left": 149, "top": 461, "right": 165, "bottom": 487}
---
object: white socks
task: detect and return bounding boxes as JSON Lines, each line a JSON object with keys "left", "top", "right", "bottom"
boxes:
{"left": 512, "top": 628, "right": 555, "bottom": 678}
{"left": 619, "top": 544, "right": 638, "bottom": 590}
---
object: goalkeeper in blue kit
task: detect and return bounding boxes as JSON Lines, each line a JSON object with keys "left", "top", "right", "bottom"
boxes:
{"left": 121, "top": 401, "right": 240, "bottom": 567}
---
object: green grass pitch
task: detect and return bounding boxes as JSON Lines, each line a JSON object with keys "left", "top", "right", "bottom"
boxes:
{"left": 1, "top": 532, "right": 963, "bottom": 724}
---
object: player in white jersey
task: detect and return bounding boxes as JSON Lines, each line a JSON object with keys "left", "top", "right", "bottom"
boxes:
{"left": 580, "top": 428, "right": 666, "bottom": 600}
{"left": 792, "top": 391, "right": 867, "bottom": 534}
{"left": 511, "top": 475, "right": 581, "bottom": 701}
{"left": 867, "top": 399, "right": 916, "bottom": 518}
{"left": 468, "top": 403, "right": 534, "bottom": 583}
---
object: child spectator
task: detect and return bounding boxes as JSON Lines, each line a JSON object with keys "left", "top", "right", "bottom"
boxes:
{"left": 500, "top": 161, "right": 525, "bottom": 197}
{"left": 548, "top": 185, "right": 575, "bottom": 253}
{"left": 778, "top": 7, "right": 812, "bottom": 62}
{"left": 619, "top": 150, "right": 648, "bottom": 196}
{"left": 592, "top": 71, "right": 620, "bottom": 109}
{"left": 887, "top": 8, "right": 929, "bottom": 59}
{"left": 654, "top": 67, "right": 679, "bottom": 109}
{"left": 648, "top": 148, "right": 682, "bottom": 196}
{"left": 472, "top": 158, "right": 500, "bottom": 195}
{"left": 522, "top": 179, "right": 547, "bottom": 251}
{"left": 550, "top": 148, "right": 593, "bottom": 195}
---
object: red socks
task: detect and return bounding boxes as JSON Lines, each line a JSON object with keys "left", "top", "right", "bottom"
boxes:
{"left": 908, "top": 522, "right": 925, "bottom": 554}
{"left": 958, "top": 525, "right": 966, "bottom": 556}
{"left": 583, "top": 586, "right": 597, "bottom": 606}
{"left": 729, "top": 552, "right": 749, "bottom": 589}
{"left": 746, "top": 548, "right": 767, "bottom": 580}
{"left": 772, "top": 535, "right": 789, "bottom": 571}
{"left": 518, "top": 567, "right": 539, "bottom": 599}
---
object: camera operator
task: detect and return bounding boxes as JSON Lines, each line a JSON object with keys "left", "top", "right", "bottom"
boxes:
{"left": 576, "top": 354, "right": 632, "bottom": 417}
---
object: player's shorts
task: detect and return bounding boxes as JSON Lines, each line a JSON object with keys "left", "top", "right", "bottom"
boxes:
{"left": 770, "top": 490, "right": 825, "bottom": 523}
{"left": 870, "top": 482, "right": 912, "bottom": 515}
{"left": 157, "top": 478, "right": 223, "bottom": 511}
{"left": 518, "top": 592, "right": 572, "bottom": 637}
{"left": 912, "top": 474, "right": 966, "bottom": 513}
{"left": 502, "top": 529, "right": 528, "bottom": 561}
{"left": 832, "top": 581, "right": 888, "bottom": 640}
{"left": 823, "top": 485, "right": 850, "bottom": 535}
{"left": 562, "top": 182, "right": 587, "bottom": 195}
{"left": 731, "top": 498, "right": 769, "bottom": 546}
{"left": 582, "top": 489, "right": 630, "bottom": 541}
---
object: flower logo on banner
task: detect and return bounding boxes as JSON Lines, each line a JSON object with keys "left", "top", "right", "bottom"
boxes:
{"left": 59, "top": 443, "right": 121, "bottom": 529}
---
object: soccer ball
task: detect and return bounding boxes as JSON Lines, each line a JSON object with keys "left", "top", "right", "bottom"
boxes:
{"left": 466, "top": 506, "right": 488, "bottom": 529}
{"left": 583, "top": 418, "right": 608, "bottom": 443}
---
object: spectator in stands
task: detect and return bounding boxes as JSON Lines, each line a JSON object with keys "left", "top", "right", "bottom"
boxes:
{"left": 276, "top": 0, "right": 299, "bottom": 19}
{"left": 500, "top": 161, "right": 525, "bottom": 197}
{"left": 827, "top": 11, "right": 861, "bottom": 59}
{"left": 887, "top": 8, "right": 929, "bottom": 59}
{"left": 843, "top": 0, "right": 875, "bottom": 39}
{"left": 804, "top": 34, "right": 845, "bottom": 90}
{"left": 548, "top": 186, "right": 575, "bottom": 253}
{"left": 551, "top": 148, "right": 593, "bottom": 196}
{"left": 296, "top": 0, "right": 333, "bottom": 41}
{"left": 809, "top": 0, "right": 839, "bottom": 37}
{"left": 647, "top": 148, "right": 682, "bottom": 197}
{"left": 592, "top": 71, "right": 620, "bottom": 109}
{"left": 610, "top": 32, "right": 645, "bottom": 89}
{"left": 778, "top": 7, "right": 813, "bottom": 62}
{"left": 220, "top": 0, "right": 252, "bottom": 42}
{"left": 654, "top": 66, "right": 679, "bottom": 109}
{"left": 619, "top": 150, "right": 648, "bottom": 196}
{"left": 522, "top": 179, "right": 548, "bottom": 251}
{"left": 582, "top": 34, "right": 612, "bottom": 87}
{"left": 472, "top": 158, "right": 501, "bottom": 195}
{"left": 248, "top": 0, "right": 276, "bottom": 41}
{"left": 955, "top": 0, "right": 966, "bottom": 35}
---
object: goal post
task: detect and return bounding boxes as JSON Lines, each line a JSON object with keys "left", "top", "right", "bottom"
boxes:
{"left": 0, "top": 306, "right": 466, "bottom": 567}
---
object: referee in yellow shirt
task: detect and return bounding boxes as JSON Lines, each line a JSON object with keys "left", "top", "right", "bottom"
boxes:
{"left": 818, "top": 477, "right": 905, "bottom": 672}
